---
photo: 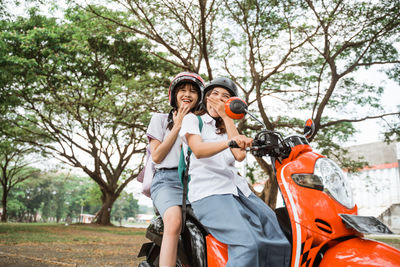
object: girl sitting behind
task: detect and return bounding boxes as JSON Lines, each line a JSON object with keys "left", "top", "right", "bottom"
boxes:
{"left": 147, "top": 72, "right": 204, "bottom": 267}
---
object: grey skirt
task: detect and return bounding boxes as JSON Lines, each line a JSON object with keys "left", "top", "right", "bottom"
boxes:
{"left": 150, "top": 168, "right": 189, "bottom": 218}
{"left": 191, "top": 190, "right": 291, "bottom": 267}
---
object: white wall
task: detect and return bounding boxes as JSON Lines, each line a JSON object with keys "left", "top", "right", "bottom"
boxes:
{"left": 347, "top": 166, "right": 400, "bottom": 217}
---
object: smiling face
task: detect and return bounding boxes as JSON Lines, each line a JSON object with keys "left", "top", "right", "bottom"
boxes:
{"left": 206, "top": 87, "right": 231, "bottom": 118}
{"left": 175, "top": 83, "right": 200, "bottom": 110}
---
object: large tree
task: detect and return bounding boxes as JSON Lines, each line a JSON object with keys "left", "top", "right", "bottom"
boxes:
{"left": 0, "top": 74, "right": 42, "bottom": 222}
{"left": 90, "top": 0, "right": 400, "bottom": 207}
{"left": 1, "top": 6, "right": 177, "bottom": 224}
{"left": 0, "top": 134, "right": 40, "bottom": 222}
{"left": 86, "top": 0, "right": 218, "bottom": 77}
{"left": 218, "top": 0, "right": 400, "bottom": 206}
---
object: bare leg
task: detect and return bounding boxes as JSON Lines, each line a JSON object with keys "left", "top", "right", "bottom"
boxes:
{"left": 159, "top": 206, "right": 182, "bottom": 267}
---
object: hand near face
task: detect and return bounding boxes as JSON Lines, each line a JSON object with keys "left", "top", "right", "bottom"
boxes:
{"left": 173, "top": 104, "right": 191, "bottom": 126}
{"left": 207, "top": 94, "right": 228, "bottom": 118}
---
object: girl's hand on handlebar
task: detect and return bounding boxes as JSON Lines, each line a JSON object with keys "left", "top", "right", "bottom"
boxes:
{"left": 228, "top": 135, "right": 253, "bottom": 150}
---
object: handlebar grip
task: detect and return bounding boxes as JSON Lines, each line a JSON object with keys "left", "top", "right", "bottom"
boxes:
{"left": 228, "top": 140, "right": 240, "bottom": 148}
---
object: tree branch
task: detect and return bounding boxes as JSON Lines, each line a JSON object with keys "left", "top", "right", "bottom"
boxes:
{"left": 321, "top": 112, "right": 400, "bottom": 128}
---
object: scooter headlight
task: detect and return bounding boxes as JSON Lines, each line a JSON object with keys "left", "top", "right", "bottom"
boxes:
{"left": 314, "top": 158, "right": 354, "bottom": 209}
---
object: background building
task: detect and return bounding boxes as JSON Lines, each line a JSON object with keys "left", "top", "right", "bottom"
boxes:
{"left": 345, "top": 142, "right": 400, "bottom": 233}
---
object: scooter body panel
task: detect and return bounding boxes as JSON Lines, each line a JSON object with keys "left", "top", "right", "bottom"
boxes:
{"left": 138, "top": 130, "right": 400, "bottom": 267}
{"left": 205, "top": 235, "right": 228, "bottom": 267}
{"left": 276, "top": 146, "right": 362, "bottom": 267}
{"left": 319, "top": 237, "right": 400, "bottom": 266}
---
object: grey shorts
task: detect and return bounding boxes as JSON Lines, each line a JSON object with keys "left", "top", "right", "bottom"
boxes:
{"left": 150, "top": 168, "right": 189, "bottom": 217}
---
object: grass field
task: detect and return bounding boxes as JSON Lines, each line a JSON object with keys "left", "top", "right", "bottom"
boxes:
{"left": 0, "top": 223, "right": 148, "bottom": 266}
{"left": 0, "top": 223, "right": 399, "bottom": 266}
{"left": 0, "top": 223, "right": 146, "bottom": 244}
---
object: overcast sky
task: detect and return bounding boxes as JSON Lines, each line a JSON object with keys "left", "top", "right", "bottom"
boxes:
{"left": 345, "top": 68, "right": 399, "bottom": 146}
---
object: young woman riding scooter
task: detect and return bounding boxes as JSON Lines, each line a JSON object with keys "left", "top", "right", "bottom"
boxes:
{"left": 179, "top": 77, "right": 291, "bottom": 267}
{"left": 147, "top": 72, "right": 204, "bottom": 267}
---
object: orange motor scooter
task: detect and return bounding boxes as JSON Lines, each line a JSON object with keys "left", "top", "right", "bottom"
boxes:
{"left": 138, "top": 97, "right": 400, "bottom": 267}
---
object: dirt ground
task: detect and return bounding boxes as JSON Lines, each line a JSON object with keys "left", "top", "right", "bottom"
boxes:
{"left": 2, "top": 240, "right": 400, "bottom": 267}
{"left": 1, "top": 225, "right": 399, "bottom": 267}
{"left": 0, "top": 227, "right": 148, "bottom": 267}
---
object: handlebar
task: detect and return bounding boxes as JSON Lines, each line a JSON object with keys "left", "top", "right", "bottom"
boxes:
{"left": 228, "top": 140, "right": 257, "bottom": 152}
{"left": 228, "top": 131, "right": 292, "bottom": 158}
{"left": 224, "top": 97, "right": 312, "bottom": 158}
{"left": 228, "top": 140, "right": 240, "bottom": 148}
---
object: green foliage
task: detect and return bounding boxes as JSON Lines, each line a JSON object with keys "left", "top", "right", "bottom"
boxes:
{"left": 0, "top": 136, "right": 40, "bottom": 222}
{"left": 2, "top": 0, "right": 399, "bottom": 208}
{"left": 55, "top": 174, "right": 100, "bottom": 220}
{"left": 3, "top": 171, "right": 111, "bottom": 222}
{"left": 383, "top": 111, "right": 400, "bottom": 143}
{"left": 111, "top": 191, "right": 139, "bottom": 223}
{"left": 138, "top": 205, "right": 154, "bottom": 215}
{"left": 220, "top": 0, "right": 399, "bottom": 173}
{"left": 386, "top": 65, "right": 400, "bottom": 85}
{"left": 4, "top": 191, "right": 26, "bottom": 217}
{"left": 0, "top": 5, "right": 178, "bottom": 224}
{"left": 244, "top": 162, "right": 257, "bottom": 185}
{"left": 83, "top": 183, "right": 102, "bottom": 214}
{"left": 7, "top": 172, "right": 49, "bottom": 221}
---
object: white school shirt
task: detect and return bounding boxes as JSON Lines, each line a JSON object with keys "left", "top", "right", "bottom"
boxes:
{"left": 146, "top": 113, "right": 181, "bottom": 169}
{"left": 179, "top": 113, "right": 251, "bottom": 203}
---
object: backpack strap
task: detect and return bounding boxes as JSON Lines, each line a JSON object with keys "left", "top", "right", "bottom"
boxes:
{"left": 178, "top": 115, "right": 203, "bottom": 185}
{"left": 186, "top": 115, "right": 203, "bottom": 158}
{"left": 180, "top": 115, "right": 203, "bottom": 233}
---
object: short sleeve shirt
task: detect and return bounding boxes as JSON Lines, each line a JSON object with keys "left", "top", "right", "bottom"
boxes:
{"left": 179, "top": 113, "right": 251, "bottom": 203}
{"left": 146, "top": 113, "right": 181, "bottom": 169}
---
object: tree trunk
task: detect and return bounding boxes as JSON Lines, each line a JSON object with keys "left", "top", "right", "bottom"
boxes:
{"left": 93, "top": 190, "right": 117, "bottom": 225}
{"left": 255, "top": 157, "right": 278, "bottom": 209}
{"left": 1, "top": 190, "right": 8, "bottom": 222}
{"left": 260, "top": 178, "right": 279, "bottom": 209}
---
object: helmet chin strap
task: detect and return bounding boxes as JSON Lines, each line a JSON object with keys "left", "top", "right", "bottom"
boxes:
{"left": 205, "top": 109, "right": 221, "bottom": 121}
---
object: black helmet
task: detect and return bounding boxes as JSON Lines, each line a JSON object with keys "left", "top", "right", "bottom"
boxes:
{"left": 168, "top": 72, "right": 205, "bottom": 108}
{"left": 203, "top": 77, "right": 238, "bottom": 97}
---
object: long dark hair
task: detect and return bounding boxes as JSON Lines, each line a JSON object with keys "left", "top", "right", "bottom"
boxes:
{"left": 195, "top": 90, "right": 226, "bottom": 134}
{"left": 167, "top": 83, "right": 201, "bottom": 130}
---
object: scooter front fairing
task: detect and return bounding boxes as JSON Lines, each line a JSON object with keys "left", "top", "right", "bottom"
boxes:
{"left": 276, "top": 143, "right": 400, "bottom": 267}
{"left": 319, "top": 237, "right": 400, "bottom": 267}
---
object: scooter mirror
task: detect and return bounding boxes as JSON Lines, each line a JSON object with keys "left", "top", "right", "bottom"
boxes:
{"left": 304, "top": 119, "right": 315, "bottom": 140}
{"left": 225, "top": 97, "right": 248, "bottom": 120}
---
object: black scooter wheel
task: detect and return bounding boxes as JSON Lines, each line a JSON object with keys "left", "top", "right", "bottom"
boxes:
{"left": 138, "top": 260, "right": 152, "bottom": 267}
{"left": 138, "top": 258, "right": 184, "bottom": 267}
